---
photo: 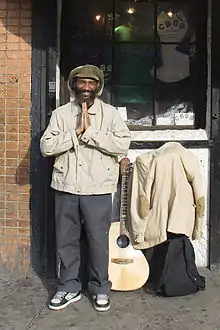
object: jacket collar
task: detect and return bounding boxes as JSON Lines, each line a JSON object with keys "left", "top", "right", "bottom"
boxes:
{"left": 71, "top": 98, "right": 98, "bottom": 116}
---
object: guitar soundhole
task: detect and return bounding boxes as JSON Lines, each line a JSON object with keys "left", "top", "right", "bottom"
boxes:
{"left": 117, "top": 235, "right": 130, "bottom": 248}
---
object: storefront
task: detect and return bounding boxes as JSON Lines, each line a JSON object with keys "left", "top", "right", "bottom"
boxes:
{"left": 17, "top": 0, "right": 220, "bottom": 276}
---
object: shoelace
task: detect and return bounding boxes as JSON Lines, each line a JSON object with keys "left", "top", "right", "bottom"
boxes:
{"left": 97, "top": 294, "right": 108, "bottom": 300}
{"left": 96, "top": 294, "right": 109, "bottom": 304}
{"left": 54, "top": 291, "right": 67, "bottom": 300}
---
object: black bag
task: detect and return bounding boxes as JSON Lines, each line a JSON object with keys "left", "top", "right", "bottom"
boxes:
{"left": 149, "top": 234, "right": 205, "bottom": 297}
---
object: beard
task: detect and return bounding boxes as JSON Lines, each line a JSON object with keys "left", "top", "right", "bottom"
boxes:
{"left": 74, "top": 87, "right": 97, "bottom": 107}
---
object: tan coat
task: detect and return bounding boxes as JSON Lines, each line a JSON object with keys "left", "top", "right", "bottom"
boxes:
{"left": 40, "top": 98, "right": 131, "bottom": 195}
{"left": 128, "top": 142, "right": 205, "bottom": 249}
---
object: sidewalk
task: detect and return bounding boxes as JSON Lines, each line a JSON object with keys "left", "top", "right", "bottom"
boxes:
{"left": 0, "top": 268, "right": 220, "bottom": 330}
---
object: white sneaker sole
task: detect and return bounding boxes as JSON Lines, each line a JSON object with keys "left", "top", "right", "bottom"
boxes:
{"left": 94, "top": 304, "right": 110, "bottom": 312}
{"left": 48, "top": 294, "right": 81, "bottom": 311}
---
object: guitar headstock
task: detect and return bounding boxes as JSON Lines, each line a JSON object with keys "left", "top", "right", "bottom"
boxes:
{"left": 120, "top": 157, "right": 130, "bottom": 176}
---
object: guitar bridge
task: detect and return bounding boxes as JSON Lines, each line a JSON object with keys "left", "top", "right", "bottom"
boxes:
{"left": 111, "top": 258, "right": 134, "bottom": 264}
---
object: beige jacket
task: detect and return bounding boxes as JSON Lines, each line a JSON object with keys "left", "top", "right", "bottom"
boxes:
{"left": 128, "top": 142, "right": 205, "bottom": 249}
{"left": 40, "top": 98, "right": 131, "bottom": 195}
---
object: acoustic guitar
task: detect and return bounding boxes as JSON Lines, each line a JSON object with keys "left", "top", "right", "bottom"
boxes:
{"left": 109, "top": 157, "right": 149, "bottom": 291}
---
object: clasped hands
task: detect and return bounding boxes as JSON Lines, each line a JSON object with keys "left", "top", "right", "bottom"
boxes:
{"left": 76, "top": 102, "right": 90, "bottom": 136}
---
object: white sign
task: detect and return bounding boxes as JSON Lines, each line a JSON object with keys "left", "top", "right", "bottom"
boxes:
{"left": 49, "top": 81, "right": 56, "bottom": 93}
{"left": 156, "top": 116, "right": 172, "bottom": 126}
{"left": 175, "top": 112, "right": 194, "bottom": 126}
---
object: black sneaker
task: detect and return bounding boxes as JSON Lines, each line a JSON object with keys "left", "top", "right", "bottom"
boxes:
{"left": 92, "top": 294, "right": 110, "bottom": 312}
{"left": 48, "top": 291, "right": 81, "bottom": 310}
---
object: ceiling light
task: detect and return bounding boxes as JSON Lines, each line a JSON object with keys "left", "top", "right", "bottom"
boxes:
{"left": 127, "top": 7, "right": 135, "bottom": 14}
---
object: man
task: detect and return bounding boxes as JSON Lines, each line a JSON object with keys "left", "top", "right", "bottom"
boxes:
{"left": 40, "top": 64, "right": 131, "bottom": 312}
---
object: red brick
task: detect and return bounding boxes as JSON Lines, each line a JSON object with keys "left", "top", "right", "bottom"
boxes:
{"left": 19, "top": 18, "right": 31, "bottom": 27}
{"left": 0, "top": 227, "right": 6, "bottom": 235}
{"left": 0, "top": 34, "right": 7, "bottom": 42}
{"left": 6, "top": 108, "right": 18, "bottom": 116}
{"left": 19, "top": 73, "right": 31, "bottom": 82}
{"left": 0, "top": 51, "right": 6, "bottom": 58}
{"left": 0, "top": 1, "right": 6, "bottom": 10}
{"left": 18, "top": 202, "right": 29, "bottom": 210}
{"left": 20, "top": 2, "right": 32, "bottom": 10}
{"left": 7, "top": 2, "right": 19, "bottom": 10}
{"left": 7, "top": 10, "right": 19, "bottom": 18}
{"left": 7, "top": 43, "right": 19, "bottom": 50}
{"left": 0, "top": 18, "right": 7, "bottom": 26}
{"left": 5, "top": 124, "right": 18, "bottom": 133}
{"left": 5, "top": 176, "right": 16, "bottom": 184}
{"left": 7, "top": 51, "right": 19, "bottom": 59}
{"left": 0, "top": 10, "right": 6, "bottom": 18}
{"left": 7, "top": 17, "right": 19, "bottom": 26}
{"left": 0, "top": 43, "right": 6, "bottom": 50}
{"left": 6, "top": 133, "right": 18, "bottom": 141}
{"left": 18, "top": 237, "right": 30, "bottom": 244}
{"left": 6, "top": 183, "right": 18, "bottom": 191}
{"left": 0, "top": 124, "right": 5, "bottom": 132}
{"left": 20, "top": 10, "right": 31, "bottom": 18}
{"left": 19, "top": 82, "right": 30, "bottom": 91}
{"left": 19, "top": 99, "right": 30, "bottom": 108}
{"left": 6, "top": 34, "right": 19, "bottom": 43}
{"left": 0, "top": 25, "right": 6, "bottom": 33}
{"left": 0, "top": 210, "right": 5, "bottom": 218}
{"left": 6, "top": 99, "right": 19, "bottom": 108}
{"left": 18, "top": 210, "right": 29, "bottom": 220}
{"left": 19, "top": 228, "right": 30, "bottom": 235}
{"left": 19, "top": 26, "right": 31, "bottom": 34}
{"left": 5, "top": 227, "right": 18, "bottom": 235}
{"left": 6, "top": 168, "right": 16, "bottom": 175}
{"left": 20, "top": 42, "right": 31, "bottom": 51}
{"left": 6, "top": 90, "right": 18, "bottom": 98}
{"left": 6, "top": 220, "right": 18, "bottom": 227}
{"left": 6, "top": 26, "right": 19, "bottom": 34}
{"left": 6, "top": 191, "right": 17, "bottom": 201}
{"left": 6, "top": 116, "right": 18, "bottom": 124}
{"left": 18, "top": 194, "right": 29, "bottom": 202}
{"left": 0, "top": 58, "right": 6, "bottom": 66}
{"left": 0, "top": 0, "right": 32, "bottom": 274}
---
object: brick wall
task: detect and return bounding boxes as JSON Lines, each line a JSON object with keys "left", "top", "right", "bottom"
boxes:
{"left": 0, "top": 0, "right": 32, "bottom": 275}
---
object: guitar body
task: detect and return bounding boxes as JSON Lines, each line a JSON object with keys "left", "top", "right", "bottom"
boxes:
{"left": 109, "top": 221, "right": 149, "bottom": 291}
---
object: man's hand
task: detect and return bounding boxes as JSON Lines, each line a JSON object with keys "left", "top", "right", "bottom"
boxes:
{"left": 76, "top": 112, "right": 84, "bottom": 136}
{"left": 82, "top": 102, "right": 90, "bottom": 131}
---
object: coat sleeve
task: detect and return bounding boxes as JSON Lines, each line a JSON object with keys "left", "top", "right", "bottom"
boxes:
{"left": 40, "top": 110, "right": 78, "bottom": 157}
{"left": 80, "top": 109, "right": 131, "bottom": 157}
{"left": 190, "top": 157, "right": 205, "bottom": 240}
{"left": 128, "top": 157, "right": 154, "bottom": 245}
{"left": 183, "top": 151, "right": 205, "bottom": 240}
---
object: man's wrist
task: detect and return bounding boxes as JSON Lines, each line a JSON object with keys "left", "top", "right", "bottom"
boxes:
{"left": 76, "top": 128, "right": 81, "bottom": 136}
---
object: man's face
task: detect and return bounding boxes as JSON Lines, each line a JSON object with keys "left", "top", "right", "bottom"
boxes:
{"left": 74, "top": 77, "right": 100, "bottom": 106}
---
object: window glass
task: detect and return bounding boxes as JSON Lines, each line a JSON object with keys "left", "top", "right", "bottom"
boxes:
{"left": 61, "top": 0, "right": 206, "bottom": 128}
{"left": 114, "top": 44, "right": 155, "bottom": 85}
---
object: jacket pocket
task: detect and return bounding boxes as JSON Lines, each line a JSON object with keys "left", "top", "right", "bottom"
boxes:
{"left": 99, "top": 154, "right": 118, "bottom": 184}
{"left": 53, "top": 156, "right": 64, "bottom": 173}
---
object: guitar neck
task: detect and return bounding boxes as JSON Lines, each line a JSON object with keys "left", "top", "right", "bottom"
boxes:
{"left": 120, "top": 173, "right": 129, "bottom": 235}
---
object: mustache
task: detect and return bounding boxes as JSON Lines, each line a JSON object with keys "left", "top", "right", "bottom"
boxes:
{"left": 75, "top": 89, "right": 95, "bottom": 95}
{"left": 74, "top": 88, "right": 97, "bottom": 106}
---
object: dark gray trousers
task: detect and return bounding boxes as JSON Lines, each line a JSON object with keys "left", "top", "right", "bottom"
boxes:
{"left": 55, "top": 191, "right": 112, "bottom": 295}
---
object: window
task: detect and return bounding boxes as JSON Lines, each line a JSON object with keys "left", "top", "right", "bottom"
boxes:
{"left": 61, "top": 0, "right": 207, "bottom": 129}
